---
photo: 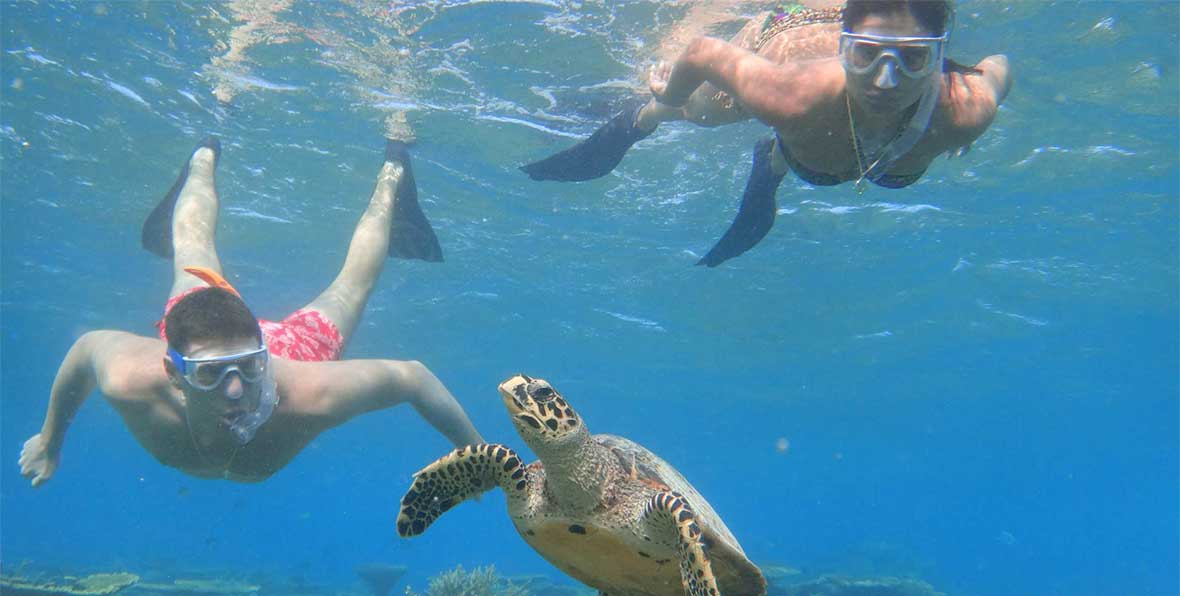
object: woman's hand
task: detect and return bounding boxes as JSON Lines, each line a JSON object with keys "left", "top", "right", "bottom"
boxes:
{"left": 648, "top": 60, "right": 683, "bottom": 107}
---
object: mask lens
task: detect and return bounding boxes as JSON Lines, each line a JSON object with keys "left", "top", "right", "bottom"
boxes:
{"left": 192, "top": 361, "right": 230, "bottom": 388}
{"left": 183, "top": 347, "right": 268, "bottom": 390}
{"left": 898, "top": 45, "right": 932, "bottom": 74}
{"left": 235, "top": 352, "right": 268, "bottom": 382}
{"left": 841, "top": 33, "right": 943, "bottom": 78}
{"left": 851, "top": 39, "right": 882, "bottom": 69}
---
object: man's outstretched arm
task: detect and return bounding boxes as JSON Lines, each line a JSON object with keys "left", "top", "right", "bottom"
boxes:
{"left": 307, "top": 359, "right": 484, "bottom": 448}
{"left": 21, "top": 330, "right": 132, "bottom": 487}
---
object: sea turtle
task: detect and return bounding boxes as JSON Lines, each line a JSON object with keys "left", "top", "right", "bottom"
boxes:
{"left": 396, "top": 374, "right": 767, "bottom": 596}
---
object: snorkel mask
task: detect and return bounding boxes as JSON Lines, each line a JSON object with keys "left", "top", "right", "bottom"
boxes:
{"left": 168, "top": 345, "right": 268, "bottom": 391}
{"left": 228, "top": 361, "right": 277, "bottom": 444}
{"left": 837, "top": 31, "right": 946, "bottom": 184}
{"left": 169, "top": 267, "right": 278, "bottom": 444}
{"left": 838, "top": 32, "right": 947, "bottom": 79}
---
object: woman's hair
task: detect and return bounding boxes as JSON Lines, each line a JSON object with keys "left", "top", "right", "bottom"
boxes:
{"left": 843, "top": 0, "right": 953, "bottom": 36}
{"left": 842, "top": 0, "right": 981, "bottom": 75}
{"left": 164, "top": 287, "right": 261, "bottom": 353}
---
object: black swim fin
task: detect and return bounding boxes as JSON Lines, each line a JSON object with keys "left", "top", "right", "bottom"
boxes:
{"left": 141, "top": 136, "right": 221, "bottom": 259}
{"left": 520, "top": 99, "right": 653, "bottom": 182}
{"left": 698, "top": 136, "right": 786, "bottom": 267}
{"left": 384, "top": 140, "right": 443, "bottom": 262}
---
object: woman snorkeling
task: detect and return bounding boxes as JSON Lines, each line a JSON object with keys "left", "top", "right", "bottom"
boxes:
{"left": 522, "top": 0, "right": 1012, "bottom": 266}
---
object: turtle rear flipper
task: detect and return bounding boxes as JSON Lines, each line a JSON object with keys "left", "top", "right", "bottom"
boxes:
{"left": 397, "top": 443, "right": 527, "bottom": 537}
{"left": 641, "top": 492, "right": 719, "bottom": 596}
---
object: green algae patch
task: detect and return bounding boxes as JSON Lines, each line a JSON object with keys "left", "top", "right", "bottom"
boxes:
{"left": 128, "top": 579, "right": 261, "bottom": 595}
{"left": 0, "top": 572, "right": 140, "bottom": 596}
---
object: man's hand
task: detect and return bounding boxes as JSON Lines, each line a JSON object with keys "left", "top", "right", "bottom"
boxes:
{"left": 19, "top": 433, "right": 58, "bottom": 488}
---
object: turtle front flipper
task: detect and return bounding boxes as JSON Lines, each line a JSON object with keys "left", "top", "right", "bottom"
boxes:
{"left": 642, "top": 492, "right": 720, "bottom": 596}
{"left": 397, "top": 443, "right": 526, "bottom": 537}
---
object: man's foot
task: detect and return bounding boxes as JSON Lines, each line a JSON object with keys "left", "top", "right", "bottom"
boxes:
{"left": 141, "top": 136, "right": 221, "bottom": 258}
{"left": 519, "top": 98, "right": 654, "bottom": 182}
{"left": 385, "top": 140, "right": 443, "bottom": 262}
{"left": 697, "top": 136, "right": 786, "bottom": 267}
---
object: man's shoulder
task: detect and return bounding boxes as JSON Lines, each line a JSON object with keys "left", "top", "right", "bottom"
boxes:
{"left": 91, "top": 332, "right": 171, "bottom": 402}
{"left": 272, "top": 358, "right": 387, "bottom": 419}
{"left": 272, "top": 357, "right": 357, "bottom": 393}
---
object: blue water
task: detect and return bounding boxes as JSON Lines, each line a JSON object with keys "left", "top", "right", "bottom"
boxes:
{"left": 1, "top": 2, "right": 1176, "bottom": 595}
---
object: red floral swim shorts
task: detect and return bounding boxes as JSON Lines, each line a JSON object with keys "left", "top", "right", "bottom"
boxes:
{"left": 158, "top": 290, "right": 344, "bottom": 361}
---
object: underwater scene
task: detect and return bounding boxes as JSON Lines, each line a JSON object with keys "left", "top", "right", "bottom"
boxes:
{"left": 1, "top": 1, "right": 1176, "bottom": 596}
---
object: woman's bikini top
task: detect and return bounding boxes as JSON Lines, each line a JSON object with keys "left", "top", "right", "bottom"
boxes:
{"left": 775, "top": 88, "right": 931, "bottom": 190}
{"left": 776, "top": 133, "right": 926, "bottom": 189}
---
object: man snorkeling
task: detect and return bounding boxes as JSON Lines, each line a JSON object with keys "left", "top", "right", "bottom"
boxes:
{"left": 19, "top": 137, "right": 483, "bottom": 485}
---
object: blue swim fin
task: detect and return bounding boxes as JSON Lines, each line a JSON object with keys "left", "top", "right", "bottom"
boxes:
{"left": 384, "top": 140, "right": 443, "bottom": 262}
{"left": 698, "top": 136, "right": 785, "bottom": 267}
{"left": 141, "top": 136, "right": 221, "bottom": 259}
{"left": 520, "top": 99, "right": 653, "bottom": 182}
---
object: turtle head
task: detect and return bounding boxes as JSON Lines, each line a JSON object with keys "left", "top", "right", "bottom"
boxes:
{"left": 499, "top": 375, "right": 585, "bottom": 448}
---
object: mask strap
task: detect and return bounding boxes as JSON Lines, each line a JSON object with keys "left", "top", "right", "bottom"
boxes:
{"left": 167, "top": 348, "right": 187, "bottom": 374}
{"left": 866, "top": 73, "right": 941, "bottom": 179}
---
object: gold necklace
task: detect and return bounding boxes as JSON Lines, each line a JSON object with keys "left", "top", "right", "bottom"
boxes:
{"left": 185, "top": 409, "right": 241, "bottom": 479}
{"left": 846, "top": 91, "right": 887, "bottom": 196}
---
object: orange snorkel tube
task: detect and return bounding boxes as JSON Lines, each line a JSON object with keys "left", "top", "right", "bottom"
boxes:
{"left": 183, "top": 266, "right": 242, "bottom": 298}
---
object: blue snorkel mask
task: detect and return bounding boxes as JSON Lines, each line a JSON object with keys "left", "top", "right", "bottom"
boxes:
{"left": 168, "top": 345, "right": 268, "bottom": 391}
{"left": 166, "top": 267, "right": 278, "bottom": 444}
{"left": 169, "top": 344, "right": 278, "bottom": 445}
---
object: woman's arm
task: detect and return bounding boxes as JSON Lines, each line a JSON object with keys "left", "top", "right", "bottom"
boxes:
{"left": 940, "top": 54, "right": 1012, "bottom": 148}
{"left": 650, "top": 36, "right": 831, "bottom": 129}
{"left": 979, "top": 54, "right": 1013, "bottom": 105}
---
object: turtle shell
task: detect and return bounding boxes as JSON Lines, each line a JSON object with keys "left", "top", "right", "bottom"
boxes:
{"left": 595, "top": 433, "right": 766, "bottom": 595}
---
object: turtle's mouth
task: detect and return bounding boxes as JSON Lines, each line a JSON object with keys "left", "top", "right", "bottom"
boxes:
{"left": 498, "top": 374, "right": 531, "bottom": 414}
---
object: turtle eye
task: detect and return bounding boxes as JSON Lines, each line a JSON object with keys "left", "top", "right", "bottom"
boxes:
{"left": 529, "top": 383, "right": 556, "bottom": 402}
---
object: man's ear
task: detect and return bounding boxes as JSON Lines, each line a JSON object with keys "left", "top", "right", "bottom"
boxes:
{"left": 163, "top": 355, "right": 185, "bottom": 390}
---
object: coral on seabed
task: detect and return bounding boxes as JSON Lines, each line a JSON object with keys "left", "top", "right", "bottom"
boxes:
{"left": 770, "top": 574, "right": 945, "bottom": 596}
{"left": 127, "top": 578, "right": 261, "bottom": 595}
{"left": 403, "top": 565, "right": 527, "bottom": 596}
{"left": 761, "top": 564, "right": 803, "bottom": 584}
{"left": 0, "top": 572, "right": 140, "bottom": 596}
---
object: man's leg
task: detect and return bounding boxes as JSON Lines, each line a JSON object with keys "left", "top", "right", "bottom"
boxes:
{"left": 143, "top": 137, "right": 225, "bottom": 300}
{"left": 300, "top": 142, "right": 418, "bottom": 346}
